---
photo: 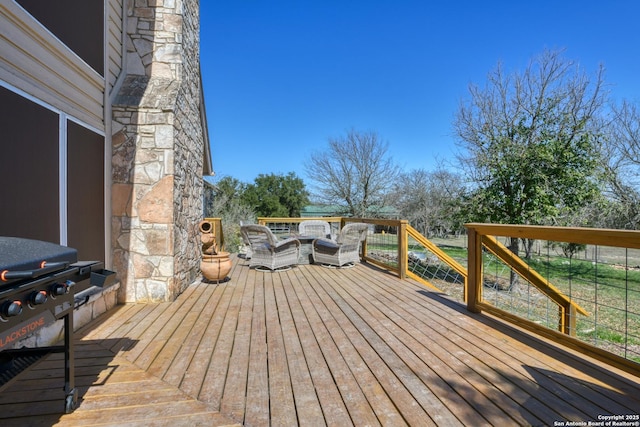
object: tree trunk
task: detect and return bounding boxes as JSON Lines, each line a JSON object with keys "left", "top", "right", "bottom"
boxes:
{"left": 508, "top": 237, "right": 520, "bottom": 290}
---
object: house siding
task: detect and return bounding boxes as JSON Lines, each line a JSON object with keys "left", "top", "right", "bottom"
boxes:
{"left": 107, "top": 0, "right": 124, "bottom": 92}
{"left": 0, "top": 1, "right": 105, "bottom": 130}
{"left": 0, "top": 0, "right": 116, "bottom": 347}
{"left": 1, "top": 0, "right": 208, "bottom": 304}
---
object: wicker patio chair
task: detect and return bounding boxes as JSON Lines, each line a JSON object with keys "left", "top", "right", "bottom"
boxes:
{"left": 312, "top": 222, "right": 369, "bottom": 267}
{"left": 239, "top": 220, "right": 253, "bottom": 259}
{"left": 240, "top": 224, "right": 300, "bottom": 271}
{"left": 298, "top": 220, "right": 332, "bottom": 239}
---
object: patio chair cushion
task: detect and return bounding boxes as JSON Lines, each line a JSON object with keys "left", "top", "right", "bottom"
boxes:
{"left": 312, "top": 222, "right": 369, "bottom": 267}
{"left": 240, "top": 224, "right": 300, "bottom": 271}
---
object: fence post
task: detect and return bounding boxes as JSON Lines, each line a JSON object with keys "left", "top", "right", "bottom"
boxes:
{"left": 361, "top": 228, "right": 368, "bottom": 260}
{"left": 560, "top": 304, "right": 577, "bottom": 336}
{"left": 466, "top": 227, "right": 482, "bottom": 313}
{"left": 398, "top": 220, "right": 407, "bottom": 280}
{"left": 204, "top": 217, "right": 224, "bottom": 252}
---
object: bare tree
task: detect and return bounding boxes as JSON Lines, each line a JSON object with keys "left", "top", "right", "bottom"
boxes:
{"left": 601, "top": 99, "right": 640, "bottom": 228}
{"left": 392, "top": 168, "right": 464, "bottom": 237}
{"left": 305, "top": 129, "right": 400, "bottom": 217}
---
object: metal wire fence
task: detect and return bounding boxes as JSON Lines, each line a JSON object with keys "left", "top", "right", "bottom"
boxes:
{"left": 468, "top": 231, "right": 640, "bottom": 365}
{"left": 526, "top": 242, "right": 640, "bottom": 362}
{"left": 396, "top": 229, "right": 640, "bottom": 365}
{"left": 257, "top": 218, "right": 342, "bottom": 239}
{"left": 408, "top": 236, "right": 466, "bottom": 298}
{"left": 362, "top": 224, "right": 400, "bottom": 269}
{"left": 482, "top": 248, "right": 561, "bottom": 330}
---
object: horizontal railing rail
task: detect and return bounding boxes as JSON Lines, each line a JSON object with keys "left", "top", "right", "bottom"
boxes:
{"left": 257, "top": 217, "right": 343, "bottom": 238}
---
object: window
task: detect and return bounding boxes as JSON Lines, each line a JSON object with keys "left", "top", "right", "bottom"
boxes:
{"left": 0, "top": 85, "right": 105, "bottom": 262}
{"left": 0, "top": 86, "right": 60, "bottom": 243}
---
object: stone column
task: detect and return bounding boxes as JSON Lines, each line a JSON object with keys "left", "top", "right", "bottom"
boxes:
{"left": 111, "top": 0, "right": 204, "bottom": 302}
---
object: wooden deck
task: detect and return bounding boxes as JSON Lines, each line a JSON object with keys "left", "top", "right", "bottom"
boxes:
{"left": 1, "top": 254, "right": 639, "bottom": 426}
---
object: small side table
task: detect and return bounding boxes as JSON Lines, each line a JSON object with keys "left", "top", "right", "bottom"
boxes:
{"left": 296, "top": 236, "right": 316, "bottom": 264}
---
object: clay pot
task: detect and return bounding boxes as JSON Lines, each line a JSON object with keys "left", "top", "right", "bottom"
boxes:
{"left": 201, "top": 251, "right": 232, "bottom": 282}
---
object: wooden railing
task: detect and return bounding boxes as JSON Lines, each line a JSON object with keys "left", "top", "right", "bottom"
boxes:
{"left": 203, "top": 217, "right": 224, "bottom": 251}
{"left": 466, "top": 223, "right": 640, "bottom": 375}
{"left": 257, "top": 217, "right": 466, "bottom": 288}
{"left": 252, "top": 217, "right": 640, "bottom": 374}
{"left": 257, "top": 217, "right": 407, "bottom": 274}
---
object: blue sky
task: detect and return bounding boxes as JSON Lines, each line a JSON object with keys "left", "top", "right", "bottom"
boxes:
{"left": 200, "top": 1, "right": 640, "bottom": 184}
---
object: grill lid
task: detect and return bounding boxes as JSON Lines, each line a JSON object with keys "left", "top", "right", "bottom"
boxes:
{"left": 0, "top": 237, "right": 77, "bottom": 272}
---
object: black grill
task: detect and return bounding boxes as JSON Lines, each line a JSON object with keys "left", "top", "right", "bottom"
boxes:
{"left": 0, "top": 237, "right": 115, "bottom": 413}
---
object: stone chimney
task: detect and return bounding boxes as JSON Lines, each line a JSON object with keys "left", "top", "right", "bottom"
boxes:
{"left": 111, "top": 0, "right": 205, "bottom": 302}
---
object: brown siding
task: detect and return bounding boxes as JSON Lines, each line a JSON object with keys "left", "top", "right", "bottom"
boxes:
{"left": 15, "top": 0, "right": 104, "bottom": 75}
{"left": 0, "top": 86, "right": 59, "bottom": 243}
{"left": 67, "top": 121, "right": 105, "bottom": 262}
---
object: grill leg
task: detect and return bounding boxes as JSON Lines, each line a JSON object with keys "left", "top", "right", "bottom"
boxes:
{"left": 63, "top": 311, "right": 76, "bottom": 413}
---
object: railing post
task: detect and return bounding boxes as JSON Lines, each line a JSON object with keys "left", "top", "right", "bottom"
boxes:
{"left": 361, "top": 228, "right": 368, "bottom": 261}
{"left": 204, "top": 217, "right": 224, "bottom": 252}
{"left": 560, "top": 304, "right": 577, "bottom": 336}
{"left": 398, "top": 220, "right": 407, "bottom": 280}
{"left": 466, "top": 227, "right": 482, "bottom": 313}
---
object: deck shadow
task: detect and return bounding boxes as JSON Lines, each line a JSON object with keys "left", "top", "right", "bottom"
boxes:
{"left": 0, "top": 338, "right": 131, "bottom": 425}
{"left": 417, "top": 288, "right": 640, "bottom": 399}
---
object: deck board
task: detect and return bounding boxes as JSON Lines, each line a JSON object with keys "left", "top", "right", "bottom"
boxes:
{"left": 271, "top": 271, "right": 317, "bottom": 424}
{"left": 297, "top": 264, "right": 386, "bottom": 426}
{"left": 265, "top": 270, "right": 299, "bottom": 425}
{"left": 351, "top": 266, "right": 606, "bottom": 422}
{"left": 308, "top": 267, "right": 429, "bottom": 426}
{"left": 198, "top": 259, "right": 250, "bottom": 410}
{"left": 126, "top": 285, "right": 199, "bottom": 368}
{"left": 394, "top": 280, "right": 640, "bottom": 418}
{"left": 339, "top": 266, "right": 541, "bottom": 425}
{"left": 219, "top": 255, "right": 253, "bottom": 421}
{"left": 244, "top": 267, "right": 270, "bottom": 426}
{"left": 1, "top": 254, "right": 639, "bottom": 426}
{"left": 146, "top": 284, "right": 217, "bottom": 379}
{"left": 281, "top": 269, "right": 343, "bottom": 426}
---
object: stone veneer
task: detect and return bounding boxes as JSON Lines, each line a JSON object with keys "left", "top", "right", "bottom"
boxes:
{"left": 111, "top": 0, "right": 204, "bottom": 302}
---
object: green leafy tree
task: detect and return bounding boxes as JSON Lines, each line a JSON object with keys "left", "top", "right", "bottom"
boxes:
{"left": 213, "top": 176, "right": 246, "bottom": 201}
{"left": 242, "top": 172, "right": 310, "bottom": 217}
{"left": 454, "top": 49, "right": 606, "bottom": 256}
{"left": 204, "top": 176, "right": 255, "bottom": 252}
